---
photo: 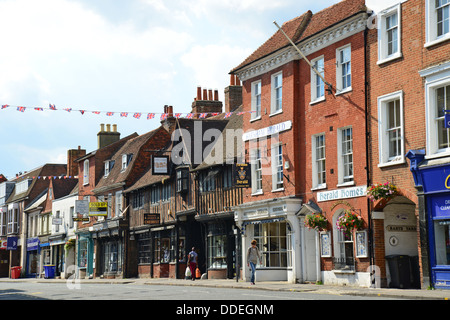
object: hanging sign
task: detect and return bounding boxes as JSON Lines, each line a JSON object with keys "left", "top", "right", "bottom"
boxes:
{"left": 234, "top": 163, "right": 251, "bottom": 188}
{"left": 89, "top": 202, "right": 108, "bottom": 216}
{"left": 152, "top": 156, "right": 170, "bottom": 175}
{"left": 7, "top": 237, "right": 18, "bottom": 250}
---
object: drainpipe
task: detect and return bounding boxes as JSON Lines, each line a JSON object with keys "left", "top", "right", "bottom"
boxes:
{"left": 364, "top": 25, "right": 375, "bottom": 271}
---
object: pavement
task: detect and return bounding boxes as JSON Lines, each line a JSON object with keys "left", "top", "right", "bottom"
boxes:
{"left": 1, "top": 276, "right": 450, "bottom": 300}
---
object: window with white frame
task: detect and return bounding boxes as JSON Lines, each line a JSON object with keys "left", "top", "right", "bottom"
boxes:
{"left": 7, "top": 205, "right": 18, "bottom": 234}
{"left": 271, "top": 72, "right": 282, "bottom": 114}
{"left": 122, "top": 154, "right": 128, "bottom": 171}
{"left": 115, "top": 191, "right": 123, "bottom": 217}
{"left": 336, "top": 45, "right": 351, "bottom": 93}
{"left": 312, "top": 134, "right": 326, "bottom": 189}
{"left": 378, "top": 91, "right": 404, "bottom": 165}
{"left": 311, "top": 56, "right": 325, "bottom": 102}
{"left": 426, "top": 0, "right": 450, "bottom": 47}
{"left": 83, "top": 159, "right": 89, "bottom": 185}
{"left": 253, "top": 221, "right": 291, "bottom": 268}
{"left": 16, "top": 179, "right": 32, "bottom": 195}
{"left": 272, "top": 144, "right": 283, "bottom": 190}
{"left": 104, "top": 160, "right": 114, "bottom": 177}
{"left": 337, "top": 127, "right": 353, "bottom": 184}
{"left": 378, "top": 4, "right": 402, "bottom": 64}
{"left": 251, "top": 148, "right": 263, "bottom": 194}
{"left": 0, "top": 207, "right": 6, "bottom": 236}
{"left": 422, "top": 70, "right": 450, "bottom": 157}
{"left": 251, "top": 80, "right": 262, "bottom": 120}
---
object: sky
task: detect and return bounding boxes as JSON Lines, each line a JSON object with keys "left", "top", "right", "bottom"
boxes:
{"left": 0, "top": 0, "right": 398, "bottom": 180}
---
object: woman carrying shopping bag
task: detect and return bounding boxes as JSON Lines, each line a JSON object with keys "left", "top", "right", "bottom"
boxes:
{"left": 187, "top": 247, "right": 198, "bottom": 281}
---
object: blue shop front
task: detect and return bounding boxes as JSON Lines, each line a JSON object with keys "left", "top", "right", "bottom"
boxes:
{"left": 407, "top": 150, "right": 450, "bottom": 289}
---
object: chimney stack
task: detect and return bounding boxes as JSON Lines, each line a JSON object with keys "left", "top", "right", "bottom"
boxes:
{"left": 97, "top": 123, "right": 121, "bottom": 149}
{"left": 191, "top": 85, "right": 223, "bottom": 119}
{"left": 161, "top": 105, "right": 177, "bottom": 135}
{"left": 224, "top": 74, "right": 242, "bottom": 113}
{"left": 67, "top": 146, "right": 86, "bottom": 177}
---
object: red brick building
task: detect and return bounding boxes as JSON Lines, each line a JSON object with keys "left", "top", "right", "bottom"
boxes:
{"left": 232, "top": 0, "right": 371, "bottom": 285}
{"left": 367, "top": 0, "right": 450, "bottom": 289}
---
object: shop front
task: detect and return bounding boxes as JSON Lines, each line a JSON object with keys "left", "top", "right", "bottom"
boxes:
{"left": 91, "top": 219, "right": 127, "bottom": 279}
{"left": 407, "top": 150, "right": 450, "bottom": 289}
{"left": 234, "top": 197, "right": 302, "bottom": 283}
{"left": 76, "top": 232, "right": 94, "bottom": 279}
{"left": 26, "top": 237, "right": 40, "bottom": 277}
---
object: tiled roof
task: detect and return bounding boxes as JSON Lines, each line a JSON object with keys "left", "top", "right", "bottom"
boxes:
{"left": 230, "top": 11, "right": 311, "bottom": 73}
{"left": 93, "top": 127, "right": 168, "bottom": 193}
{"left": 230, "top": 0, "right": 367, "bottom": 73}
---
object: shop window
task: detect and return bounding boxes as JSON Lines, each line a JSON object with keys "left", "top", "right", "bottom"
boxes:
{"left": 138, "top": 232, "right": 152, "bottom": 264}
{"left": 78, "top": 239, "right": 88, "bottom": 268}
{"left": 434, "top": 220, "right": 450, "bottom": 265}
{"left": 253, "top": 221, "right": 290, "bottom": 268}
{"left": 208, "top": 224, "right": 227, "bottom": 269}
{"left": 103, "top": 241, "right": 122, "bottom": 274}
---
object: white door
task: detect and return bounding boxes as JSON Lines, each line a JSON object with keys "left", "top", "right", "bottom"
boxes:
{"left": 304, "top": 228, "right": 317, "bottom": 282}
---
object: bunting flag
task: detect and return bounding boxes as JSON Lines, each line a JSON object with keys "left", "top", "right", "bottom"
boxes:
{"left": 1, "top": 102, "right": 255, "bottom": 121}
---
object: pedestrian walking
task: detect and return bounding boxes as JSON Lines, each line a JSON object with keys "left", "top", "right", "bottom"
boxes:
{"left": 187, "top": 247, "right": 198, "bottom": 281}
{"left": 247, "top": 239, "right": 262, "bottom": 285}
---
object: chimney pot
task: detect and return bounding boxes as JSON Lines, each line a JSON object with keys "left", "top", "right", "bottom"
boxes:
{"left": 197, "top": 86, "right": 202, "bottom": 100}
{"left": 100, "top": 123, "right": 105, "bottom": 132}
{"left": 208, "top": 89, "right": 213, "bottom": 100}
{"left": 106, "top": 124, "right": 111, "bottom": 132}
{"left": 214, "top": 89, "right": 219, "bottom": 101}
{"left": 113, "top": 124, "right": 117, "bottom": 132}
{"left": 230, "top": 74, "right": 235, "bottom": 86}
{"left": 168, "top": 106, "right": 173, "bottom": 117}
{"left": 203, "top": 89, "right": 207, "bottom": 101}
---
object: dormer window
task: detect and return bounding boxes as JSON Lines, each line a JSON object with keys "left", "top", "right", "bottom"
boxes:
{"left": 16, "top": 179, "right": 32, "bottom": 195}
{"left": 104, "top": 160, "right": 115, "bottom": 177}
{"left": 122, "top": 154, "right": 133, "bottom": 171}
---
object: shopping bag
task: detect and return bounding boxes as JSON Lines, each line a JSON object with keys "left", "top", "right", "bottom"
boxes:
{"left": 185, "top": 266, "right": 191, "bottom": 277}
{"left": 196, "top": 267, "right": 201, "bottom": 279}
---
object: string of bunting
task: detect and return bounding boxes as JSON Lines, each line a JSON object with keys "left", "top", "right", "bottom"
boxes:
{"left": 1, "top": 104, "right": 252, "bottom": 119}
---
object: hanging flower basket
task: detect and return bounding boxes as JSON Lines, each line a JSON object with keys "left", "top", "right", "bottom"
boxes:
{"left": 336, "top": 210, "right": 364, "bottom": 236}
{"left": 367, "top": 182, "right": 398, "bottom": 201}
{"left": 304, "top": 213, "right": 328, "bottom": 232}
{"left": 64, "top": 239, "right": 76, "bottom": 251}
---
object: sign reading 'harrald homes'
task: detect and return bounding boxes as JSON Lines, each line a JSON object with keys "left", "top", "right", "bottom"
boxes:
{"left": 317, "top": 185, "right": 367, "bottom": 202}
